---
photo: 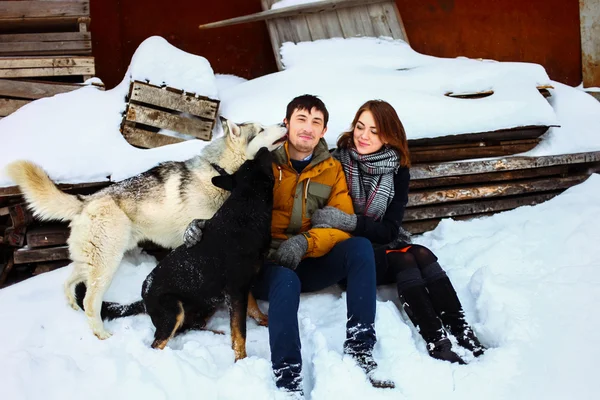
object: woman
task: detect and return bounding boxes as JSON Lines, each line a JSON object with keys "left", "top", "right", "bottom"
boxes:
{"left": 312, "top": 100, "right": 485, "bottom": 364}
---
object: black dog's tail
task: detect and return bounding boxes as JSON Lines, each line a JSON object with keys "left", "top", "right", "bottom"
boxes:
{"left": 75, "top": 282, "right": 146, "bottom": 320}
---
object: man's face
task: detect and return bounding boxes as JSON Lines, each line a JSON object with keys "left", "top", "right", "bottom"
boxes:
{"left": 284, "top": 107, "right": 327, "bottom": 156}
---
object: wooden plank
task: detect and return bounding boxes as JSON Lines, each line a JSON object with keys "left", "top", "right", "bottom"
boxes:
{"left": 129, "top": 81, "right": 219, "bottom": 120}
{"left": 407, "top": 174, "right": 589, "bottom": 207}
{"left": 288, "top": 15, "right": 313, "bottom": 42}
{"left": 367, "top": 3, "right": 393, "bottom": 38}
{"left": 404, "top": 192, "right": 559, "bottom": 221}
{"left": 0, "top": 79, "right": 90, "bottom": 99}
{"left": 408, "top": 125, "right": 549, "bottom": 147}
{"left": 381, "top": 0, "right": 409, "bottom": 42}
{"left": 0, "top": 1, "right": 89, "bottom": 20}
{"left": 13, "top": 245, "right": 70, "bottom": 264}
{"left": 0, "top": 257, "right": 15, "bottom": 287}
{"left": 26, "top": 225, "right": 70, "bottom": 248}
{"left": 403, "top": 219, "right": 440, "bottom": 235}
{"left": 32, "top": 260, "right": 70, "bottom": 276}
{"left": 199, "top": 0, "right": 389, "bottom": 29}
{"left": 408, "top": 165, "right": 568, "bottom": 190}
{"left": 410, "top": 139, "right": 540, "bottom": 163}
{"left": 304, "top": 13, "right": 328, "bottom": 40}
{"left": 0, "top": 65, "right": 94, "bottom": 78}
{"left": 125, "top": 104, "right": 213, "bottom": 141}
{"left": 580, "top": 0, "right": 600, "bottom": 87}
{"left": 0, "top": 98, "right": 30, "bottom": 117}
{"left": 0, "top": 56, "right": 95, "bottom": 69}
{"left": 336, "top": 7, "right": 365, "bottom": 38}
{"left": 121, "top": 124, "right": 186, "bottom": 149}
{"left": 410, "top": 151, "right": 600, "bottom": 180}
{"left": 0, "top": 32, "right": 90, "bottom": 43}
{"left": 261, "top": 0, "right": 285, "bottom": 71}
{"left": 0, "top": 40, "right": 91, "bottom": 56}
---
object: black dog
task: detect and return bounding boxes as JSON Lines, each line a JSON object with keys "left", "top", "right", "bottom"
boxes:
{"left": 76, "top": 147, "right": 274, "bottom": 360}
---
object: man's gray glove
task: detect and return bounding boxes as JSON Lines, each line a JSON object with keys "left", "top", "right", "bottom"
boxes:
{"left": 273, "top": 234, "right": 308, "bottom": 270}
{"left": 183, "top": 219, "right": 208, "bottom": 247}
{"left": 311, "top": 206, "right": 357, "bottom": 232}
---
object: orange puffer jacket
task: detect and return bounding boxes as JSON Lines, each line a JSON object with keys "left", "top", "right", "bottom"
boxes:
{"left": 268, "top": 139, "right": 354, "bottom": 259}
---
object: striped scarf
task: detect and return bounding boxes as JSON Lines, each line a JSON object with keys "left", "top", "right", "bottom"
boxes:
{"left": 335, "top": 146, "right": 399, "bottom": 221}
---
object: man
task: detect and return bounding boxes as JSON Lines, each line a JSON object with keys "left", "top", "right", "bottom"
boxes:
{"left": 185, "top": 95, "right": 393, "bottom": 396}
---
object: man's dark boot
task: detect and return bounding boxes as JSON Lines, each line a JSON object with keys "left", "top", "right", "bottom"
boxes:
{"left": 426, "top": 273, "right": 486, "bottom": 357}
{"left": 397, "top": 271, "right": 465, "bottom": 364}
{"left": 350, "top": 351, "right": 396, "bottom": 389}
{"left": 274, "top": 364, "right": 304, "bottom": 398}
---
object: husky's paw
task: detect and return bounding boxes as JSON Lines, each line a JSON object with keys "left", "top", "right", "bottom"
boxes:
{"left": 254, "top": 313, "right": 269, "bottom": 327}
{"left": 68, "top": 299, "right": 81, "bottom": 311}
{"left": 94, "top": 329, "right": 112, "bottom": 340}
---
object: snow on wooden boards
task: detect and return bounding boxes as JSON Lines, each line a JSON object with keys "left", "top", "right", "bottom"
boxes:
{"left": 0, "top": 78, "right": 103, "bottom": 117}
{"left": 408, "top": 125, "right": 550, "bottom": 164}
{"left": 121, "top": 81, "right": 220, "bottom": 148}
{"left": 403, "top": 151, "right": 600, "bottom": 234}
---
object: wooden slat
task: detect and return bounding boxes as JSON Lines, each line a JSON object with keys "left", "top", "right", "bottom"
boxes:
{"left": 366, "top": 3, "right": 393, "bottom": 38}
{"left": 0, "top": 32, "right": 90, "bottom": 43}
{"left": 121, "top": 124, "right": 186, "bottom": 149}
{"left": 407, "top": 174, "right": 589, "bottom": 207}
{"left": 0, "top": 65, "right": 94, "bottom": 78}
{"left": 410, "top": 151, "right": 600, "bottom": 180}
{"left": 408, "top": 125, "right": 549, "bottom": 147}
{"left": 0, "top": 1, "right": 89, "bottom": 20}
{"left": 0, "top": 79, "right": 90, "bottom": 99}
{"left": 129, "top": 81, "right": 219, "bottom": 120}
{"left": 380, "top": 0, "right": 409, "bottom": 41}
{"left": 13, "top": 245, "right": 70, "bottom": 264}
{"left": 580, "top": 0, "right": 600, "bottom": 87}
{"left": 26, "top": 225, "right": 70, "bottom": 248}
{"left": 410, "top": 139, "right": 540, "bottom": 164}
{"left": 320, "top": 10, "right": 344, "bottom": 38}
{"left": 0, "top": 56, "right": 94, "bottom": 69}
{"left": 125, "top": 104, "right": 212, "bottom": 141}
{"left": 337, "top": 7, "right": 365, "bottom": 38}
{"left": 304, "top": 13, "right": 328, "bottom": 40}
{"left": 409, "top": 165, "right": 568, "bottom": 190}
{"left": 288, "top": 15, "right": 313, "bottom": 42}
{"left": 0, "top": 98, "right": 30, "bottom": 116}
{"left": 199, "top": 0, "right": 389, "bottom": 29}
{"left": 404, "top": 192, "right": 559, "bottom": 221}
{"left": 261, "top": 0, "right": 285, "bottom": 71}
{"left": 0, "top": 41, "right": 91, "bottom": 56}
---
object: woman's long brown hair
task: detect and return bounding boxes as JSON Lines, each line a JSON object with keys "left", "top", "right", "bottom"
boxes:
{"left": 337, "top": 100, "right": 411, "bottom": 167}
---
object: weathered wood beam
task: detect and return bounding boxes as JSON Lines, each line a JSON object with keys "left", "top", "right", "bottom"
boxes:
{"left": 580, "top": 0, "right": 600, "bottom": 87}
{"left": 13, "top": 245, "right": 70, "bottom": 264}
{"left": 410, "top": 151, "right": 600, "bottom": 180}
{"left": 198, "top": 0, "right": 389, "bottom": 30}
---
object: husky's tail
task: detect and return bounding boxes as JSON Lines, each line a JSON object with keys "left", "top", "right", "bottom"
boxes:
{"left": 75, "top": 282, "right": 146, "bottom": 320}
{"left": 4, "top": 161, "right": 83, "bottom": 221}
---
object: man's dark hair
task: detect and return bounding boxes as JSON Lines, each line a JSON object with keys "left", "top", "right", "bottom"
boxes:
{"left": 285, "top": 94, "right": 329, "bottom": 127}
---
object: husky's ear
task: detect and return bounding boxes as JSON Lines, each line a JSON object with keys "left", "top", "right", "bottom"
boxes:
{"left": 222, "top": 117, "right": 241, "bottom": 138}
{"left": 211, "top": 174, "right": 235, "bottom": 191}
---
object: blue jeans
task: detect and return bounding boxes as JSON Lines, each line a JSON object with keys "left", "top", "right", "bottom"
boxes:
{"left": 252, "top": 237, "right": 377, "bottom": 391}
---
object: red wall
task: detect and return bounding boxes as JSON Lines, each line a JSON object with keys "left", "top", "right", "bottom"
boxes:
{"left": 91, "top": 0, "right": 582, "bottom": 88}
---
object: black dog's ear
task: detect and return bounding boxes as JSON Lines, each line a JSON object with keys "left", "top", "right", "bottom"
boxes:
{"left": 212, "top": 174, "right": 235, "bottom": 191}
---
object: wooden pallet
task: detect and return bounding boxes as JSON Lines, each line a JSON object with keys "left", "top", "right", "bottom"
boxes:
{"left": 199, "top": 0, "right": 408, "bottom": 71}
{"left": 0, "top": 0, "right": 97, "bottom": 118}
{"left": 121, "top": 81, "right": 220, "bottom": 148}
{"left": 403, "top": 151, "right": 600, "bottom": 234}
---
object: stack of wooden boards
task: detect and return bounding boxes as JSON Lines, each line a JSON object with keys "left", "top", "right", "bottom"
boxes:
{"left": 0, "top": 0, "right": 101, "bottom": 121}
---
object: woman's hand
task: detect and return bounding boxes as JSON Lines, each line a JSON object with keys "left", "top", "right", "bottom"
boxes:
{"left": 311, "top": 206, "right": 357, "bottom": 232}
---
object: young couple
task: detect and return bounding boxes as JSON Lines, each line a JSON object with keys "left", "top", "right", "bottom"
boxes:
{"left": 185, "top": 95, "right": 485, "bottom": 397}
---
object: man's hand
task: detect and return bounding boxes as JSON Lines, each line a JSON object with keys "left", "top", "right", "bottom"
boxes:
{"left": 183, "top": 219, "right": 207, "bottom": 247}
{"left": 274, "top": 234, "right": 308, "bottom": 270}
{"left": 311, "top": 206, "right": 357, "bottom": 232}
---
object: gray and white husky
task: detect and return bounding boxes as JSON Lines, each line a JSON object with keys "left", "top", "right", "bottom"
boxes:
{"left": 5, "top": 118, "right": 287, "bottom": 339}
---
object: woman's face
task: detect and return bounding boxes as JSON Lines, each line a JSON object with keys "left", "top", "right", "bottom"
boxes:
{"left": 353, "top": 110, "right": 385, "bottom": 155}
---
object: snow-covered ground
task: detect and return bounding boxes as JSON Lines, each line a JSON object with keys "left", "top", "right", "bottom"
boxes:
{"left": 1, "top": 173, "right": 599, "bottom": 399}
{"left": 1, "top": 35, "right": 600, "bottom": 399}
